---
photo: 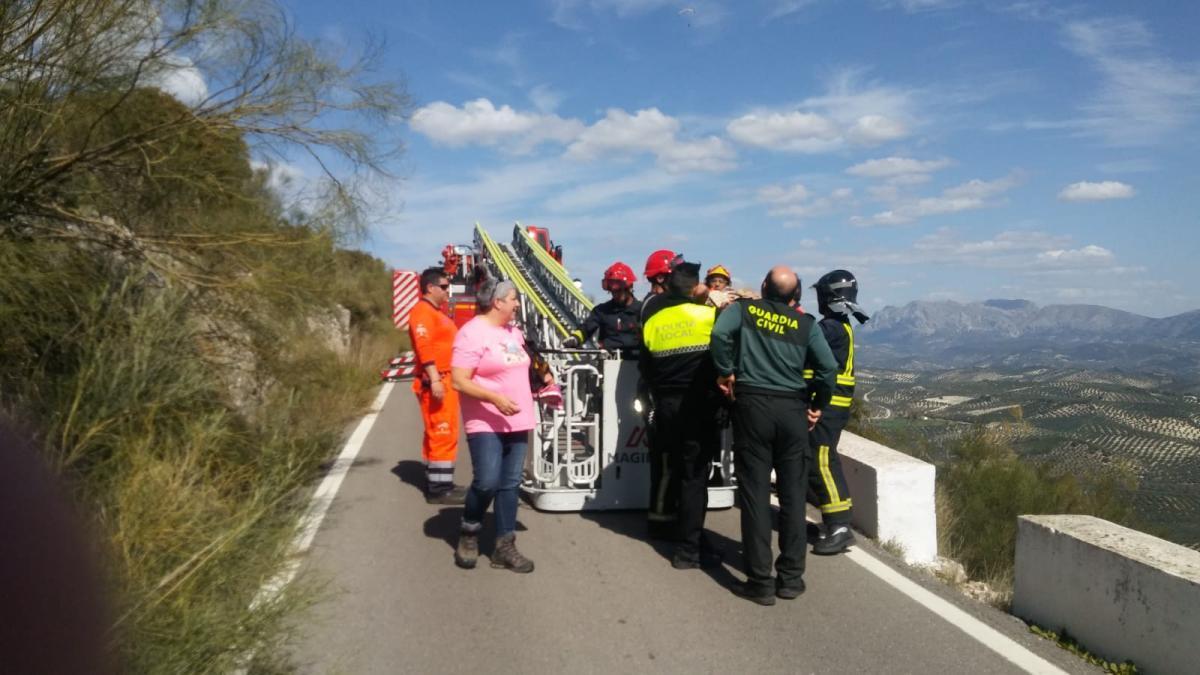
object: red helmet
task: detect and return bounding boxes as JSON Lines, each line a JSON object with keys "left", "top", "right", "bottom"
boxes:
{"left": 602, "top": 262, "right": 637, "bottom": 291}
{"left": 644, "top": 249, "right": 676, "bottom": 280}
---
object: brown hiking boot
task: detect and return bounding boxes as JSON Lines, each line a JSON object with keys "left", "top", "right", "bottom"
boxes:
{"left": 490, "top": 533, "right": 534, "bottom": 573}
{"left": 455, "top": 525, "right": 479, "bottom": 569}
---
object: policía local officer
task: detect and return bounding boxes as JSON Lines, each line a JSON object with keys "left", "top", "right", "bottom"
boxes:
{"left": 710, "top": 265, "right": 837, "bottom": 605}
{"left": 639, "top": 256, "right": 723, "bottom": 568}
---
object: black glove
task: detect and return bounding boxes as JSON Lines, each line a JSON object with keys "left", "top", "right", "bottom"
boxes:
{"left": 562, "top": 336, "right": 580, "bottom": 348}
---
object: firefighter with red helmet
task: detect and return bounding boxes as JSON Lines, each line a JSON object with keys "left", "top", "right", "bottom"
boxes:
{"left": 643, "top": 249, "right": 676, "bottom": 301}
{"left": 564, "top": 262, "right": 643, "bottom": 355}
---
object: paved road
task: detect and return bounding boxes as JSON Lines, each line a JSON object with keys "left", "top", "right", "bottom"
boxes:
{"left": 289, "top": 384, "right": 1092, "bottom": 674}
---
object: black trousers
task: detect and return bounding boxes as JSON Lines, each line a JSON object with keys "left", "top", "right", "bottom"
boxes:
{"left": 808, "top": 409, "right": 853, "bottom": 526}
{"left": 649, "top": 389, "right": 719, "bottom": 553}
{"left": 733, "top": 392, "right": 809, "bottom": 592}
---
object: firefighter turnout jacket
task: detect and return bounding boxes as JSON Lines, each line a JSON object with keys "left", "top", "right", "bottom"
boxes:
{"left": 573, "top": 297, "right": 643, "bottom": 354}
{"left": 804, "top": 316, "right": 856, "bottom": 410}
{"left": 710, "top": 298, "right": 837, "bottom": 406}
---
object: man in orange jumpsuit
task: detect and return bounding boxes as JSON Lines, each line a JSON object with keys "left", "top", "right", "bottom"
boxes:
{"left": 409, "top": 267, "right": 466, "bottom": 504}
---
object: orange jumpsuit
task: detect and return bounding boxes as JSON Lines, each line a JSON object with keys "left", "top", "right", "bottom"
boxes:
{"left": 408, "top": 299, "right": 460, "bottom": 494}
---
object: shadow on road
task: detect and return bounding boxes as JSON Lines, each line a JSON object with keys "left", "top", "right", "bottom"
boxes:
{"left": 578, "top": 510, "right": 742, "bottom": 591}
{"left": 390, "top": 460, "right": 425, "bottom": 494}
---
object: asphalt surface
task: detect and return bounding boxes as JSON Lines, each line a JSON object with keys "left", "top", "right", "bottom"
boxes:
{"left": 288, "top": 383, "right": 1094, "bottom": 674}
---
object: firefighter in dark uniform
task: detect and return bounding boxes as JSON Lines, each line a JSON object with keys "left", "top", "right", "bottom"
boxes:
{"left": 805, "top": 270, "right": 870, "bottom": 554}
{"left": 639, "top": 257, "right": 723, "bottom": 567}
{"left": 711, "top": 265, "right": 837, "bottom": 605}
{"left": 636, "top": 249, "right": 677, "bottom": 539}
{"left": 563, "top": 262, "right": 642, "bottom": 356}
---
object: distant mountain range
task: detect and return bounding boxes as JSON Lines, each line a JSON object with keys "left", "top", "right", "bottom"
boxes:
{"left": 857, "top": 299, "right": 1200, "bottom": 383}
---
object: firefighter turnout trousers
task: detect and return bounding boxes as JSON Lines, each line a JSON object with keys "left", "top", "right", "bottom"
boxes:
{"left": 652, "top": 389, "right": 720, "bottom": 554}
{"left": 733, "top": 390, "right": 810, "bottom": 592}
{"left": 808, "top": 408, "right": 853, "bottom": 526}
{"left": 414, "top": 374, "right": 459, "bottom": 495}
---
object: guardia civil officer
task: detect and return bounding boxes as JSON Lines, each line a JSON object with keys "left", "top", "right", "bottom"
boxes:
{"left": 805, "top": 270, "right": 870, "bottom": 555}
{"left": 710, "top": 265, "right": 837, "bottom": 605}
{"left": 640, "top": 256, "right": 723, "bottom": 566}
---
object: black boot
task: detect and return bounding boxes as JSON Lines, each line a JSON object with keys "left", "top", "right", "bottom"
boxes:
{"left": 813, "top": 525, "right": 855, "bottom": 555}
{"left": 426, "top": 484, "right": 468, "bottom": 505}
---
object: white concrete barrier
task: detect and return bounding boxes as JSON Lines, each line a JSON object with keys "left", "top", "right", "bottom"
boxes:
{"left": 837, "top": 431, "right": 938, "bottom": 565}
{"left": 1012, "top": 515, "right": 1200, "bottom": 674}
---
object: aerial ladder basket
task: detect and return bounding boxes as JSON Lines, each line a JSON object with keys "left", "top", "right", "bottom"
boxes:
{"left": 471, "top": 222, "right": 735, "bottom": 511}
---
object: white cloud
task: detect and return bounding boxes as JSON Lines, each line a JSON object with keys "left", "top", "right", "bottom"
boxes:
{"left": 757, "top": 181, "right": 853, "bottom": 224}
{"left": 543, "top": 170, "right": 682, "bottom": 213}
{"left": 1058, "top": 180, "right": 1135, "bottom": 202}
{"left": 251, "top": 159, "right": 306, "bottom": 195}
{"left": 549, "top": 0, "right": 726, "bottom": 30}
{"left": 766, "top": 0, "right": 819, "bottom": 21}
{"left": 852, "top": 172, "right": 1023, "bottom": 225}
{"left": 567, "top": 108, "right": 735, "bottom": 173}
{"left": 943, "top": 172, "right": 1024, "bottom": 199}
{"left": 727, "top": 111, "right": 842, "bottom": 153}
{"left": 846, "top": 156, "right": 952, "bottom": 178}
{"left": 529, "top": 84, "right": 565, "bottom": 113}
{"left": 758, "top": 182, "right": 809, "bottom": 205}
{"left": 846, "top": 114, "right": 909, "bottom": 144}
{"left": 153, "top": 55, "right": 208, "bottom": 105}
{"left": 1036, "top": 245, "right": 1116, "bottom": 268}
{"left": 728, "top": 71, "right": 918, "bottom": 153}
{"left": 410, "top": 98, "right": 584, "bottom": 151}
{"left": 1063, "top": 18, "right": 1200, "bottom": 146}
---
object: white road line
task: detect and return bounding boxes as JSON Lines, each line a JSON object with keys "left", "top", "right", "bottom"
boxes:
{"left": 843, "top": 548, "right": 1067, "bottom": 675}
{"left": 251, "top": 381, "right": 395, "bottom": 610}
{"left": 234, "top": 382, "right": 395, "bottom": 673}
{"left": 771, "top": 494, "right": 1066, "bottom": 674}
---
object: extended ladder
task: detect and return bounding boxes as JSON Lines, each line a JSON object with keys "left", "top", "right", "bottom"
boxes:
{"left": 471, "top": 222, "right": 735, "bottom": 512}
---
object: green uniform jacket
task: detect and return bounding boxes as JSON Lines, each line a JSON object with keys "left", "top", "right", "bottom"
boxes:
{"left": 710, "top": 298, "right": 838, "bottom": 408}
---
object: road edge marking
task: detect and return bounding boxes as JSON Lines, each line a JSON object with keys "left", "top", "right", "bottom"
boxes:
{"left": 770, "top": 493, "right": 1066, "bottom": 675}
{"left": 843, "top": 545, "right": 1067, "bottom": 674}
{"left": 235, "top": 382, "right": 395, "bottom": 672}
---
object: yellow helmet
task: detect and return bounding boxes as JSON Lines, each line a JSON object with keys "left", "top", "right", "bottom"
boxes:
{"left": 705, "top": 264, "right": 731, "bottom": 283}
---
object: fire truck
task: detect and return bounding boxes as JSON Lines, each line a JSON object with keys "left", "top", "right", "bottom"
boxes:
{"left": 404, "top": 222, "right": 735, "bottom": 512}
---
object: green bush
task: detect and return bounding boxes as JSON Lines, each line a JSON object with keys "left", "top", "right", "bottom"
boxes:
{"left": 937, "top": 428, "right": 1136, "bottom": 589}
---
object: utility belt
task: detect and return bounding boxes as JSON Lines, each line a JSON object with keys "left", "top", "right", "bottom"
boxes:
{"left": 734, "top": 384, "right": 807, "bottom": 400}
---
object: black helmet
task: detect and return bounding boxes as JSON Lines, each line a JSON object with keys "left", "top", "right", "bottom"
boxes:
{"left": 813, "top": 270, "right": 869, "bottom": 323}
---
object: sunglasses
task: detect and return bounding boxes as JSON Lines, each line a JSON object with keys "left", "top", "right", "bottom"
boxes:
{"left": 438, "top": 283, "right": 451, "bottom": 289}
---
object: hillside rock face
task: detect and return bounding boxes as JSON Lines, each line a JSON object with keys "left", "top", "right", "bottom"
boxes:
{"left": 858, "top": 299, "right": 1200, "bottom": 380}
{"left": 862, "top": 299, "right": 1163, "bottom": 342}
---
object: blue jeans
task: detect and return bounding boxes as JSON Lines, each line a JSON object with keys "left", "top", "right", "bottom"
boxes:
{"left": 463, "top": 431, "right": 528, "bottom": 537}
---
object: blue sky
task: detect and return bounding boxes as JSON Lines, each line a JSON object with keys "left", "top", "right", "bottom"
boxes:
{"left": 280, "top": 0, "right": 1200, "bottom": 316}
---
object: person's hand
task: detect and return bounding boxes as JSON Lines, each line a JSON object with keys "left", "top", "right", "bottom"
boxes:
{"left": 807, "top": 407, "right": 821, "bottom": 431}
{"left": 717, "top": 374, "right": 736, "bottom": 401}
{"left": 492, "top": 394, "right": 521, "bottom": 416}
{"left": 562, "top": 336, "right": 580, "bottom": 348}
{"left": 430, "top": 379, "right": 445, "bottom": 402}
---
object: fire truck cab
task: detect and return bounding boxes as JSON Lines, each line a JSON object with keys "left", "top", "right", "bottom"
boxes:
{"left": 440, "top": 244, "right": 479, "bottom": 328}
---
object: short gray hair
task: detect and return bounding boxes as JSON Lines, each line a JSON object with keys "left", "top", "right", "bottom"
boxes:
{"left": 477, "top": 279, "right": 517, "bottom": 311}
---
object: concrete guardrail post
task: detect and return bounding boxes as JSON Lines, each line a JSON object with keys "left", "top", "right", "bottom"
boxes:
{"left": 837, "top": 432, "right": 938, "bottom": 565}
{"left": 1013, "top": 514, "right": 1200, "bottom": 674}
